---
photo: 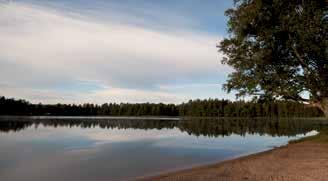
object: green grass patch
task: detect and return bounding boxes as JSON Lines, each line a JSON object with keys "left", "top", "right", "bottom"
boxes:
{"left": 289, "top": 127, "right": 328, "bottom": 144}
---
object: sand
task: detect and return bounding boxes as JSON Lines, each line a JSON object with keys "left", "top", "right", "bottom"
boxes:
{"left": 140, "top": 141, "right": 328, "bottom": 181}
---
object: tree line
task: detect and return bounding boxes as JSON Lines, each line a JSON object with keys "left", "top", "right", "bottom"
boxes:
{"left": 0, "top": 96, "right": 324, "bottom": 117}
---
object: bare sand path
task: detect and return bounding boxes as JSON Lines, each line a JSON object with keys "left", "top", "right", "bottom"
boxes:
{"left": 140, "top": 141, "right": 328, "bottom": 181}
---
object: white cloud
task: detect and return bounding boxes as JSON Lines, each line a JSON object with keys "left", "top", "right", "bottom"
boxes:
{"left": 0, "top": 2, "right": 231, "bottom": 103}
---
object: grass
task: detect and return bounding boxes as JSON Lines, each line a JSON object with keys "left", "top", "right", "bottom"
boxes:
{"left": 289, "top": 127, "right": 328, "bottom": 144}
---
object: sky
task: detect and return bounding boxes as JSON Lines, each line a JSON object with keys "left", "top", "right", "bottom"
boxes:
{"left": 0, "top": 0, "right": 235, "bottom": 104}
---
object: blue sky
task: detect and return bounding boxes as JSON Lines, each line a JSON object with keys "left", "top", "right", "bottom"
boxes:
{"left": 0, "top": 0, "right": 235, "bottom": 104}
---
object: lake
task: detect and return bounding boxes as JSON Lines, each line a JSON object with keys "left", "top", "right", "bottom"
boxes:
{"left": 0, "top": 116, "right": 326, "bottom": 181}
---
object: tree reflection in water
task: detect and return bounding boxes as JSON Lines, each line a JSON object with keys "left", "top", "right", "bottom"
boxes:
{"left": 0, "top": 117, "right": 326, "bottom": 137}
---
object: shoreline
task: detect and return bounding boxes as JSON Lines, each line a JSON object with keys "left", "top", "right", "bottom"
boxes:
{"left": 139, "top": 139, "right": 328, "bottom": 181}
{"left": 137, "top": 147, "right": 279, "bottom": 180}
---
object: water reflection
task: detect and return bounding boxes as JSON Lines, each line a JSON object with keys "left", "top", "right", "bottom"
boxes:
{"left": 0, "top": 117, "right": 326, "bottom": 181}
{"left": 0, "top": 117, "right": 326, "bottom": 137}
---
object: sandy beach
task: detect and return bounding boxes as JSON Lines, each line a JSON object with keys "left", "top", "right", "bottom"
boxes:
{"left": 140, "top": 140, "right": 328, "bottom": 181}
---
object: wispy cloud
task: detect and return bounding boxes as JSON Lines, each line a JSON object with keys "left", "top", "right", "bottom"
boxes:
{"left": 0, "top": 1, "right": 232, "bottom": 103}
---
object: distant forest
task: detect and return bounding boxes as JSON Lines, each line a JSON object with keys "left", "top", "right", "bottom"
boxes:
{"left": 0, "top": 96, "right": 324, "bottom": 117}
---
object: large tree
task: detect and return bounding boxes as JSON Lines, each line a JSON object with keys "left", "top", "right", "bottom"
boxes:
{"left": 219, "top": 0, "right": 328, "bottom": 117}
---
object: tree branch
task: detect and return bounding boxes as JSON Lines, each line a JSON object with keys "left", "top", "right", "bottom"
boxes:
{"left": 288, "top": 34, "right": 310, "bottom": 73}
{"left": 284, "top": 95, "right": 310, "bottom": 102}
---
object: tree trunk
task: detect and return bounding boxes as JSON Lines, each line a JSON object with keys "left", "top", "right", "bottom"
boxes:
{"left": 318, "top": 98, "right": 328, "bottom": 118}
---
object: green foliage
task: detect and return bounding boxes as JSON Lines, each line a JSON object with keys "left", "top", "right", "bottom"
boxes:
{"left": 0, "top": 96, "right": 324, "bottom": 117}
{"left": 219, "top": 0, "right": 328, "bottom": 115}
{"left": 178, "top": 99, "right": 323, "bottom": 117}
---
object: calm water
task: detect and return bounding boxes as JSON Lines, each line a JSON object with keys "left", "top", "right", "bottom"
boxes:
{"left": 0, "top": 117, "right": 326, "bottom": 181}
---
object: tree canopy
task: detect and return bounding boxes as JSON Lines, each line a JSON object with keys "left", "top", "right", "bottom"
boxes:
{"left": 219, "top": 0, "right": 328, "bottom": 117}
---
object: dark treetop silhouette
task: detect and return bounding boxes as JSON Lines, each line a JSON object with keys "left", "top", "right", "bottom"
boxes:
{"left": 0, "top": 96, "right": 323, "bottom": 117}
{"left": 219, "top": 0, "right": 328, "bottom": 117}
